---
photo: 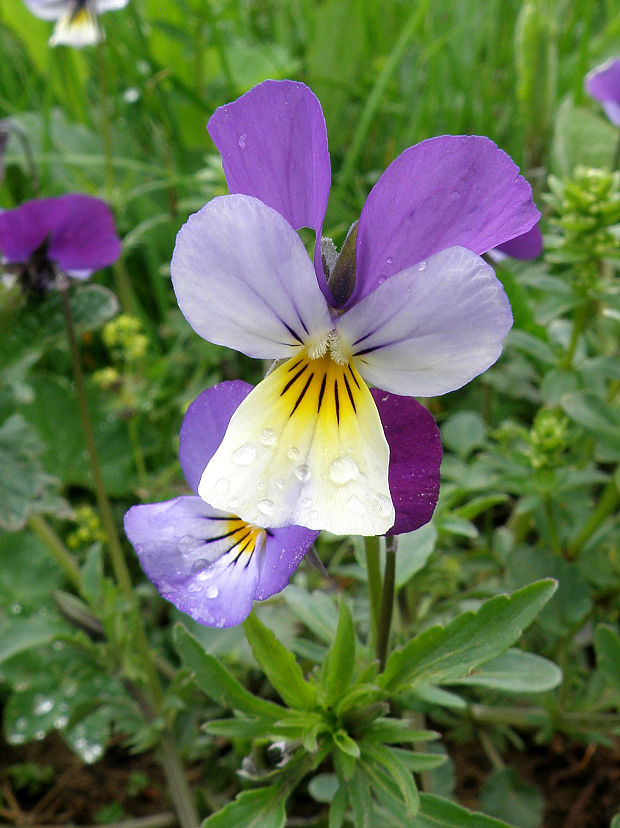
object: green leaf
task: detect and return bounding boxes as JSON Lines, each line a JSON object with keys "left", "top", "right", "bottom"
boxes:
{"left": 201, "top": 785, "right": 286, "bottom": 828}
{"left": 0, "top": 414, "right": 50, "bottom": 531}
{"left": 243, "top": 613, "right": 316, "bottom": 710}
{"left": 282, "top": 585, "right": 339, "bottom": 644}
{"left": 324, "top": 598, "right": 356, "bottom": 700}
{"left": 450, "top": 649, "right": 562, "bottom": 693}
{"left": 380, "top": 580, "right": 557, "bottom": 692}
{"left": 365, "top": 718, "right": 439, "bottom": 745}
{"left": 174, "top": 624, "right": 283, "bottom": 720}
{"left": 0, "top": 616, "right": 68, "bottom": 664}
{"left": 594, "top": 625, "right": 620, "bottom": 695}
{"left": 0, "top": 531, "right": 64, "bottom": 610}
{"left": 308, "top": 773, "right": 339, "bottom": 804}
{"left": 395, "top": 524, "right": 437, "bottom": 588}
{"left": 329, "top": 783, "right": 348, "bottom": 828}
{"left": 333, "top": 728, "right": 361, "bottom": 758}
{"left": 362, "top": 742, "right": 420, "bottom": 817}
{"left": 414, "top": 793, "right": 517, "bottom": 826}
{"left": 441, "top": 411, "right": 487, "bottom": 457}
{"left": 480, "top": 768, "right": 544, "bottom": 828}
{"left": 552, "top": 98, "right": 618, "bottom": 176}
{"left": 560, "top": 391, "right": 620, "bottom": 453}
{"left": 203, "top": 717, "right": 272, "bottom": 741}
{"left": 348, "top": 768, "right": 374, "bottom": 828}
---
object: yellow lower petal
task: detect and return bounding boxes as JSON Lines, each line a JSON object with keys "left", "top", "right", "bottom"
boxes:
{"left": 199, "top": 350, "right": 394, "bottom": 536}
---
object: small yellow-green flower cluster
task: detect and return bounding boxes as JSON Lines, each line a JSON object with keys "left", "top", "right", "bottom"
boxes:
{"left": 545, "top": 166, "right": 620, "bottom": 276}
{"left": 67, "top": 505, "right": 106, "bottom": 550}
{"left": 527, "top": 408, "right": 570, "bottom": 471}
{"left": 102, "top": 315, "right": 148, "bottom": 363}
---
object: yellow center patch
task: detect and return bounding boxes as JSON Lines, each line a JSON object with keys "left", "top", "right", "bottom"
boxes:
{"left": 199, "top": 347, "right": 394, "bottom": 536}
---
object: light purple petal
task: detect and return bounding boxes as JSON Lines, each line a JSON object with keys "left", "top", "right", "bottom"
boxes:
{"left": 124, "top": 497, "right": 315, "bottom": 628}
{"left": 255, "top": 525, "right": 319, "bottom": 600}
{"left": 351, "top": 135, "right": 540, "bottom": 306}
{"left": 22, "top": 0, "right": 73, "bottom": 21}
{"left": 373, "top": 391, "right": 442, "bottom": 536}
{"left": 338, "top": 246, "right": 513, "bottom": 397}
{"left": 171, "top": 194, "right": 333, "bottom": 359}
{"left": 494, "top": 223, "right": 542, "bottom": 260}
{"left": 208, "top": 79, "right": 330, "bottom": 236}
{"left": 585, "top": 58, "right": 620, "bottom": 127}
{"left": 0, "top": 194, "right": 121, "bottom": 271}
{"left": 179, "top": 380, "right": 253, "bottom": 493}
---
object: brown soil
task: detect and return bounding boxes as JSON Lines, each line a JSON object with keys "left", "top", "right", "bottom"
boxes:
{"left": 452, "top": 734, "right": 620, "bottom": 828}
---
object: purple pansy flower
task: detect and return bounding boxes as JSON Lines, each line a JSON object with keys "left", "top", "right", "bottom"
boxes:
{"left": 124, "top": 381, "right": 441, "bottom": 627}
{"left": 585, "top": 58, "right": 620, "bottom": 127}
{"left": 171, "top": 80, "right": 539, "bottom": 537}
{"left": 0, "top": 193, "right": 121, "bottom": 292}
{"left": 124, "top": 382, "right": 318, "bottom": 628}
{"left": 22, "top": 0, "right": 128, "bottom": 47}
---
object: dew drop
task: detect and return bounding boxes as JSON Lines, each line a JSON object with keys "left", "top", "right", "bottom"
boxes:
{"left": 295, "top": 464, "right": 311, "bottom": 482}
{"left": 54, "top": 714, "right": 69, "bottom": 729}
{"left": 329, "top": 455, "right": 359, "bottom": 485}
{"left": 261, "top": 428, "right": 277, "bottom": 445}
{"left": 301, "top": 497, "right": 312, "bottom": 509}
{"left": 257, "top": 481, "right": 266, "bottom": 490}
{"left": 191, "top": 558, "right": 209, "bottom": 574}
{"left": 377, "top": 275, "right": 386, "bottom": 285}
{"left": 16, "top": 717, "right": 27, "bottom": 731}
{"left": 228, "top": 497, "right": 239, "bottom": 510}
{"left": 374, "top": 495, "right": 393, "bottom": 517}
{"left": 287, "top": 446, "right": 300, "bottom": 460}
{"left": 215, "top": 477, "right": 229, "bottom": 494}
{"left": 386, "top": 256, "right": 393, "bottom": 265}
{"left": 11, "top": 603, "right": 22, "bottom": 615}
{"left": 276, "top": 478, "right": 286, "bottom": 489}
{"left": 346, "top": 496, "right": 366, "bottom": 515}
{"left": 35, "top": 730, "right": 45, "bottom": 741}
{"left": 257, "top": 499, "right": 274, "bottom": 516}
{"left": 232, "top": 442, "right": 256, "bottom": 465}
{"left": 238, "top": 133, "right": 247, "bottom": 148}
{"left": 451, "top": 189, "right": 461, "bottom": 199}
{"left": 35, "top": 697, "right": 54, "bottom": 715}
{"left": 417, "top": 260, "right": 427, "bottom": 271}
{"left": 206, "top": 585, "right": 219, "bottom": 599}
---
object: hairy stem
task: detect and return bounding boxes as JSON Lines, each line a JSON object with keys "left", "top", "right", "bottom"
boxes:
{"left": 376, "top": 535, "right": 397, "bottom": 671}
{"left": 364, "top": 535, "right": 382, "bottom": 650}
{"left": 27, "top": 514, "right": 81, "bottom": 591}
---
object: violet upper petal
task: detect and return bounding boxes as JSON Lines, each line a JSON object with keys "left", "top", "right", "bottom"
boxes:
{"left": 351, "top": 135, "right": 540, "bottom": 306}
{"left": 179, "top": 380, "right": 253, "bottom": 493}
{"left": 208, "top": 79, "right": 331, "bottom": 238}
{"left": 372, "top": 390, "right": 442, "bottom": 536}
{"left": 255, "top": 525, "right": 319, "bottom": 601}
{"left": 0, "top": 194, "right": 121, "bottom": 271}
{"left": 494, "top": 222, "right": 542, "bottom": 260}
{"left": 585, "top": 58, "right": 620, "bottom": 127}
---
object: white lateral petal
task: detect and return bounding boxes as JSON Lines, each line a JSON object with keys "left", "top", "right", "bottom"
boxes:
{"left": 338, "top": 246, "right": 513, "bottom": 397}
{"left": 199, "top": 352, "right": 394, "bottom": 536}
{"left": 50, "top": 7, "right": 101, "bottom": 46}
{"left": 171, "top": 194, "right": 333, "bottom": 360}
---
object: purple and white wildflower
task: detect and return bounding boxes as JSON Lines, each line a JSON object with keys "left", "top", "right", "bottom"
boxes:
{"left": 22, "top": 0, "right": 128, "bottom": 47}
{"left": 171, "top": 80, "right": 539, "bottom": 537}
{"left": 585, "top": 58, "right": 620, "bottom": 127}
{"left": 124, "top": 381, "right": 441, "bottom": 627}
{"left": 0, "top": 193, "right": 121, "bottom": 292}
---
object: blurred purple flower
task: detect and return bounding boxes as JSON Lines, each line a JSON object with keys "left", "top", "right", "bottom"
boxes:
{"left": 493, "top": 223, "right": 543, "bottom": 261}
{"left": 585, "top": 58, "right": 620, "bottom": 127}
{"left": 0, "top": 193, "right": 121, "bottom": 293}
{"left": 171, "top": 80, "right": 539, "bottom": 537}
{"left": 22, "top": 0, "right": 128, "bottom": 47}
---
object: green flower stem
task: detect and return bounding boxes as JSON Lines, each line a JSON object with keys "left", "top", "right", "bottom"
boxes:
{"left": 61, "top": 284, "right": 198, "bottom": 828}
{"left": 27, "top": 514, "right": 81, "bottom": 591}
{"left": 201, "top": 0, "right": 236, "bottom": 95}
{"left": 561, "top": 299, "right": 588, "bottom": 369}
{"left": 614, "top": 129, "right": 620, "bottom": 171}
{"left": 364, "top": 535, "right": 382, "bottom": 649}
{"left": 376, "top": 535, "right": 397, "bottom": 671}
{"left": 566, "top": 474, "right": 620, "bottom": 560}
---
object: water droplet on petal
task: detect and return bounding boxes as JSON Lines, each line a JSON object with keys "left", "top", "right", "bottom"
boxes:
{"left": 451, "top": 189, "right": 461, "bottom": 199}
{"left": 228, "top": 497, "right": 239, "bottom": 510}
{"left": 206, "top": 585, "right": 219, "bottom": 599}
{"left": 287, "top": 446, "right": 300, "bottom": 460}
{"left": 374, "top": 495, "right": 393, "bottom": 517}
{"left": 417, "top": 260, "right": 427, "bottom": 271}
{"left": 386, "top": 256, "right": 393, "bottom": 265}
{"left": 257, "top": 481, "right": 266, "bottom": 490}
{"left": 232, "top": 442, "right": 256, "bottom": 465}
{"left": 191, "top": 558, "right": 209, "bottom": 574}
{"left": 276, "top": 478, "right": 286, "bottom": 490}
{"left": 238, "top": 133, "right": 247, "bottom": 148}
{"left": 329, "top": 455, "right": 359, "bottom": 485}
{"left": 377, "top": 275, "right": 386, "bottom": 285}
{"left": 257, "top": 499, "right": 274, "bottom": 517}
{"left": 346, "top": 497, "right": 366, "bottom": 515}
{"left": 295, "top": 464, "right": 311, "bottom": 482}
{"left": 301, "top": 497, "right": 312, "bottom": 509}
{"left": 261, "top": 428, "right": 277, "bottom": 445}
{"left": 215, "top": 477, "right": 229, "bottom": 494}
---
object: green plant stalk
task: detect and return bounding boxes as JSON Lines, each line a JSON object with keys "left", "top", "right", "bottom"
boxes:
{"left": 376, "top": 535, "right": 397, "bottom": 671}
{"left": 337, "top": 0, "right": 430, "bottom": 193}
{"left": 470, "top": 703, "right": 620, "bottom": 734}
{"left": 566, "top": 475, "right": 620, "bottom": 559}
{"left": 27, "top": 513, "right": 81, "bottom": 591}
{"left": 364, "top": 535, "right": 382, "bottom": 649}
{"left": 61, "top": 285, "right": 198, "bottom": 828}
{"left": 561, "top": 296, "right": 589, "bottom": 369}
{"left": 543, "top": 495, "right": 562, "bottom": 557}
{"left": 201, "top": 0, "right": 236, "bottom": 95}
